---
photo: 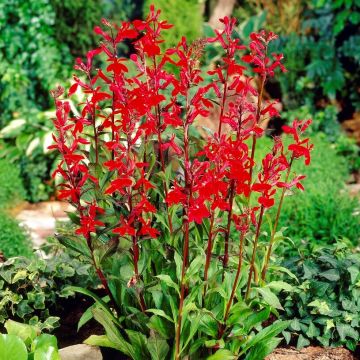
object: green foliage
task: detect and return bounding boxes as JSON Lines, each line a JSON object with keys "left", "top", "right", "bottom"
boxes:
{"left": 143, "top": 0, "right": 203, "bottom": 50}
{"left": 280, "top": 242, "right": 360, "bottom": 351}
{"left": 283, "top": 105, "right": 341, "bottom": 141}
{"left": 277, "top": 132, "right": 360, "bottom": 248}
{"left": 56, "top": 227, "right": 291, "bottom": 359}
{"left": 0, "top": 249, "right": 95, "bottom": 329}
{"left": 0, "top": 213, "right": 32, "bottom": 258}
{"left": 0, "top": 0, "right": 72, "bottom": 126}
{"left": 0, "top": 111, "right": 56, "bottom": 202}
{"left": 234, "top": 0, "right": 360, "bottom": 110}
{"left": 50, "top": 0, "right": 136, "bottom": 58}
{"left": 0, "top": 320, "right": 60, "bottom": 360}
{"left": 0, "top": 159, "right": 25, "bottom": 209}
{"left": 254, "top": 131, "right": 359, "bottom": 252}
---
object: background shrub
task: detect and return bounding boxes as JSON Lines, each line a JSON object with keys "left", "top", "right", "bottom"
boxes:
{"left": 278, "top": 133, "right": 360, "bottom": 248}
{"left": 0, "top": 213, "right": 32, "bottom": 258}
{"left": 143, "top": 0, "right": 203, "bottom": 50}
{"left": 255, "top": 132, "right": 360, "bottom": 253}
{"left": 0, "top": 159, "right": 25, "bottom": 209}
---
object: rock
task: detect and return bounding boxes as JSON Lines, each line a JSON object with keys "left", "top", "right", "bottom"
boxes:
{"left": 266, "top": 347, "right": 355, "bottom": 360}
{"left": 342, "top": 112, "right": 360, "bottom": 145}
{"left": 60, "top": 344, "right": 102, "bottom": 360}
{"left": 347, "top": 183, "right": 360, "bottom": 198}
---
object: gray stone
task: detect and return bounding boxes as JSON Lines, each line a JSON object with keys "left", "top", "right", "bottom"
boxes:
{"left": 59, "top": 344, "right": 102, "bottom": 360}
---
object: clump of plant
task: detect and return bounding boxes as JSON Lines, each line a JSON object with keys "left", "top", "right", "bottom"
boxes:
{"left": 0, "top": 159, "right": 26, "bottom": 209}
{"left": 0, "top": 319, "right": 60, "bottom": 360}
{"left": 280, "top": 241, "right": 360, "bottom": 351}
{"left": 51, "top": 7, "right": 313, "bottom": 359}
{"left": 0, "top": 251, "right": 95, "bottom": 329}
{"left": 0, "top": 214, "right": 32, "bottom": 258}
{"left": 272, "top": 133, "right": 360, "bottom": 250}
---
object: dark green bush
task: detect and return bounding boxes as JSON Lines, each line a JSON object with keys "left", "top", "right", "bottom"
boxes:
{"left": 280, "top": 242, "right": 360, "bottom": 351}
{"left": 0, "top": 213, "right": 32, "bottom": 258}
{"left": 0, "top": 159, "right": 25, "bottom": 208}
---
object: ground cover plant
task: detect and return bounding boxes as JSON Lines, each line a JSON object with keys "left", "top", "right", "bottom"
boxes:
{"left": 280, "top": 241, "right": 360, "bottom": 351}
{"left": 0, "top": 249, "right": 95, "bottom": 330}
{"left": 51, "top": 6, "right": 314, "bottom": 359}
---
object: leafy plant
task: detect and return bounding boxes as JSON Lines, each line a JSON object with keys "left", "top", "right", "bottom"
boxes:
{"left": 280, "top": 242, "right": 360, "bottom": 351}
{"left": 0, "top": 110, "right": 56, "bottom": 202}
{"left": 51, "top": 7, "right": 313, "bottom": 359}
{"left": 0, "top": 213, "right": 32, "bottom": 258}
{"left": 272, "top": 132, "right": 360, "bottom": 250}
{"left": 0, "top": 249, "right": 95, "bottom": 329}
{"left": 0, "top": 319, "right": 60, "bottom": 360}
{"left": 0, "top": 159, "right": 26, "bottom": 209}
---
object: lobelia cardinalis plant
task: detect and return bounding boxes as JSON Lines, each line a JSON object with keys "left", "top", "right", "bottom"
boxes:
{"left": 50, "top": 6, "right": 313, "bottom": 360}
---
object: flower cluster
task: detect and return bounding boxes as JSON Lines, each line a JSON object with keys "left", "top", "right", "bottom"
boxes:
{"left": 51, "top": 7, "right": 313, "bottom": 358}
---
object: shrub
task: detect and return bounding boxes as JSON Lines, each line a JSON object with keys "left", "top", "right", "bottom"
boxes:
{"left": 143, "top": 0, "right": 203, "bottom": 50}
{"left": 280, "top": 242, "right": 360, "bottom": 351}
{"left": 0, "top": 213, "right": 32, "bottom": 258}
{"left": 51, "top": 7, "right": 313, "bottom": 359}
{"left": 276, "top": 133, "right": 360, "bottom": 249}
{"left": 0, "top": 159, "right": 25, "bottom": 209}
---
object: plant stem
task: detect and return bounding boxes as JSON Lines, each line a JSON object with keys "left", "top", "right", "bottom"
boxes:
{"left": 224, "top": 231, "right": 245, "bottom": 321}
{"left": 203, "top": 212, "right": 215, "bottom": 295}
{"left": 222, "top": 181, "right": 235, "bottom": 277}
{"left": 245, "top": 206, "right": 265, "bottom": 299}
{"left": 261, "top": 157, "right": 294, "bottom": 281}
{"left": 249, "top": 76, "right": 266, "bottom": 185}
{"left": 86, "top": 235, "right": 120, "bottom": 314}
{"left": 175, "top": 92, "right": 191, "bottom": 359}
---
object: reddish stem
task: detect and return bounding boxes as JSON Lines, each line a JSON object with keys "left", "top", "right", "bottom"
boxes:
{"left": 245, "top": 206, "right": 265, "bottom": 299}
{"left": 261, "top": 157, "right": 294, "bottom": 280}
{"left": 203, "top": 212, "right": 215, "bottom": 294}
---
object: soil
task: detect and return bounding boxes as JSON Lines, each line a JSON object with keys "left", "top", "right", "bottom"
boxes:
{"left": 266, "top": 347, "right": 357, "bottom": 360}
{"left": 53, "top": 294, "right": 104, "bottom": 349}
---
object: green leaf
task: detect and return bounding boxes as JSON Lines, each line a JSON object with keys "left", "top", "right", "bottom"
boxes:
{"left": 66, "top": 286, "right": 120, "bottom": 327}
{"left": 146, "top": 309, "right": 174, "bottom": 323}
{"left": 267, "top": 281, "right": 293, "bottom": 292}
{"left": 147, "top": 316, "right": 171, "bottom": 339}
{"left": 207, "top": 349, "right": 237, "bottom": 360}
{"left": 92, "top": 307, "right": 135, "bottom": 359}
{"left": 5, "top": 320, "right": 39, "bottom": 346}
{"left": 348, "top": 265, "right": 359, "bottom": 284}
{"left": 146, "top": 335, "right": 169, "bottom": 360}
{"left": 296, "top": 334, "right": 310, "bottom": 349}
{"left": 0, "top": 334, "right": 27, "bottom": 360}
{"left": 78, "top": 296, "right": 109, "bottom": 331}
{"left": 256, "top": 287, "right": 284, "bottom": 310}
{"left": 305, "top": 322, "right": 320, "bottom": 339}
{"left": 319, "top": 269, "right": 340, "bottom": 282}
{"left": 185, "top": 255, "right": 204, "bottom": 281}
{"left": 32, "top": 334, "right": 60, "bottom": 360}
{"left": 84, "top": 335, "right": 119, "bottom": 350}
{"left": 243, "top": 307, "right": 271, "bottom": 332}
{"left": 156, "top": 275, "right": 179, "bottom": 295}
{"left": 245, "top": 337, "right": 281, "bottom": 360}
{"left": 240, "top": 321, "right": 290, "bottom": 355}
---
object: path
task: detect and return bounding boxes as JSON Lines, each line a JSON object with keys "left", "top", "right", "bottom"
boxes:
{"left": 16, "top": 201, "right": 73, "bottom": 248}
